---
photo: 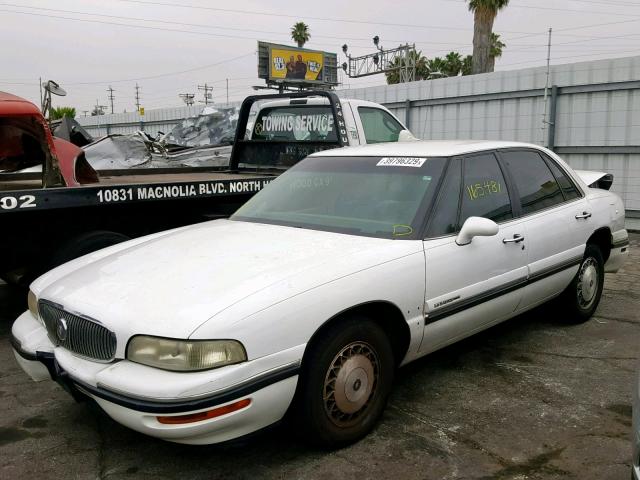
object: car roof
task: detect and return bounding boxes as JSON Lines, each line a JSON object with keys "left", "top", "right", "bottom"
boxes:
{"left": 310, "top": 140, "right": 546, "bottom": 158}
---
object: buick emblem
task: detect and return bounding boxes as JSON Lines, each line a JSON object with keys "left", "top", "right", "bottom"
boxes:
{"left": 56, "top": 318, "right": 68, "bottom": 342}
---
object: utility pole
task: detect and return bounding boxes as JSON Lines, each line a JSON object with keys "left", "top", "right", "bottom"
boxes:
{"left": 134, "top": 83, "right": 141, "bottom": 112}
{"left": 542, "top": 27, "right": 553, "bottom": 145}
{"left": 226, "top": 78, "right": 229, "bottom": 106}
{"left": 82, "top": 110, "right": 89, "bottom": 117}
{"left": 198, "top": 83, "right": 213, "bottom": 105}
{"left": 107, "top": 85, "right": 115, "bottom": 114}
{"left": 94, "top": 99, "right": 108, "bottom": 136}
{"left": 179, "top": 93, "right": 195, "bottom": 106}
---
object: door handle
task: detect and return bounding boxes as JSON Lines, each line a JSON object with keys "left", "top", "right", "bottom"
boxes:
{"left": 503, "top": 234, "right": 525, "bottom": 244}
{"left": 575, "top": 211, "right": 592, "bottom": 219}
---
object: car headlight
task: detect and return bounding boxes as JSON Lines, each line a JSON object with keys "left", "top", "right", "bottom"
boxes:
{"left": 28, "top": 290, "right": 39, "bottom": 320}
{"left": 126, "top": 336, "right": 247, "bottom": 372}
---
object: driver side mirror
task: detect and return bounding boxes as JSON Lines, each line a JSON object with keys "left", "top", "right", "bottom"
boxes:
{"left": 456, "top": 217, "right": 499, "bottom": 246}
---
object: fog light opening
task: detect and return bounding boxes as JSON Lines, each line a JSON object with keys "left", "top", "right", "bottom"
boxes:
{"left": 157, "top": 398, "right": 251, "bottom": 425}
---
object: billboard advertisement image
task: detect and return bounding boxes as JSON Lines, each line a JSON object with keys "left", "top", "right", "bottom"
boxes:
{"left": 270, "top": 47, "right": 324, "bottom": 82}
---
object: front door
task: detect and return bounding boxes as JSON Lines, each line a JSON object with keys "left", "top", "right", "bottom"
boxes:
{"left": 420, "top": 152, "right": 528, "bottom": 354}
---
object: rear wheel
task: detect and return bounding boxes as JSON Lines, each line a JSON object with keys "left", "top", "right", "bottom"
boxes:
{"left": 294, "top": 317, "right": 395, "bottom": 448}
{"left": 559, "top": 244, "right": 604, "bottom": 323}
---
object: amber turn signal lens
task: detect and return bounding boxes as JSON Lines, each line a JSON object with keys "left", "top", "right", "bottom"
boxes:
{"left": 156, "top": 398, "right": 251, "bottom": 425}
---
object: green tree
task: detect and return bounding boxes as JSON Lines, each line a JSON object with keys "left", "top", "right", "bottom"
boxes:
{"left": 461, "top": 55, "right": 473, "bottom": 75}
{"left": 290, "top": 22, "right": 310, "bottom": 48}
{"left": 488, "top": 33, "right": 506, "bottom": 71}
{"left": 385, "top": 49, "right": 428, "bottom": 84}
{"left": 50, "top": 106, "right": 76, "bottom": 120}
{"left": 443, "top": 52, "right": 463, "bottom": 77}
{"left": 468, "top": 0, "right": 510, "bottom": 74}
{"left": 425, "top": 57, "right": 447, "bottom": 78}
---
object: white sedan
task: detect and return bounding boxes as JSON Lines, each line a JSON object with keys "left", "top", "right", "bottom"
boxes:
{"left": 12, "top": 141, "right": 629, "bottom": 447}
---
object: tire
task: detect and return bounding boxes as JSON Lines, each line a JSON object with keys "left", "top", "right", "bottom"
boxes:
{"left": 559, "top": 244, "right": 605, "bottom": 323}
{"left": 50, "top": 231, "right": 130, "bottom": 269}
{"left": 293, "top": 316, "right": 395, "bottom": 448}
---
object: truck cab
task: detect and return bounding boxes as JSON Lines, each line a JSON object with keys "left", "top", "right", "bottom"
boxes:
{"left": 249, "top": 97, "right": 411, "bottom": 146}
{"left": 0, "top": 92, "right": 98, "bottom": 190}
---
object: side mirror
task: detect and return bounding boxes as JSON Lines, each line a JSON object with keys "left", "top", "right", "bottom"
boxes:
{"left": 398, "top": 129, "right": 418, "bottom": 142}
{"left": 456, "top": 217, "right": 499, "bottom": 246}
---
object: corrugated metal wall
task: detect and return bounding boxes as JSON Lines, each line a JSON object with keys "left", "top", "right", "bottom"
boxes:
{"left": 77, "top": 105, "right": 205, "bottom": 136}
{"left": 338, "top": 56, "right": 640, "bottom": 212}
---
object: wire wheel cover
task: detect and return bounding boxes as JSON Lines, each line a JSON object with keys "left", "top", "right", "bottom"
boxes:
{"left": 323, "top": 341, "right": 380, "bottom": 427}
{"left": 577, "top": 257, "right": 599, "bottom": 309}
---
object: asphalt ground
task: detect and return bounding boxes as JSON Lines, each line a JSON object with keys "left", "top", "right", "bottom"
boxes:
{"left": 1, "top": 234, "right": 638, "bottom": 480}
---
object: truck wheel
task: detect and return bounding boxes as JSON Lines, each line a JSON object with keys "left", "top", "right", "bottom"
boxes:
{"left": 559, "top": 244, "right": 605, "bottom": 323}
{"left": 294, "top": 316, "right": 394, "bottom": 448}
{"left": 50, "top": 231, "right": 130, "bottom": 268}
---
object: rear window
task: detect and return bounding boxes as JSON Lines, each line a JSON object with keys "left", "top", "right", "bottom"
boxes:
{"left": 252, "top": 105, "right": 337, "bottom": 142}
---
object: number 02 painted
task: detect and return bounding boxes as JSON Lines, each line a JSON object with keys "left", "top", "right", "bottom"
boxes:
{"left": 0, "top": 195, "right": 37, "bottom": 210}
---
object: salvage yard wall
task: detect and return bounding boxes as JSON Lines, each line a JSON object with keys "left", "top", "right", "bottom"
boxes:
{"left": 339, "top": 55, "right": 640, "bottom": 213}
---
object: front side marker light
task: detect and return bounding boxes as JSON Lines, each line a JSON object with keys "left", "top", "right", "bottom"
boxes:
{"left": 156, "top": 398, "right": 251, "bottom": 425}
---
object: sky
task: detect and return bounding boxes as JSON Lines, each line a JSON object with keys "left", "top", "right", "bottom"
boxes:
{"left": 1, "top": 0, "right": 640, "bottom": 114}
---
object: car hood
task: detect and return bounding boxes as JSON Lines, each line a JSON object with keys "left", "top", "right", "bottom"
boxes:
{"left": 38, "top": 220, "right": 409, "bottom": 341}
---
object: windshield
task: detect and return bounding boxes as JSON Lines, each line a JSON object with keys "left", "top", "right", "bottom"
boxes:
{"left": 231, "top": 155, "right": 447, "bottom": 239}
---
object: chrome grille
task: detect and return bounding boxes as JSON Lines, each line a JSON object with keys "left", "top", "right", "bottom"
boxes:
{"left": 38, "top": 301, "right": 116, "bottom": 361}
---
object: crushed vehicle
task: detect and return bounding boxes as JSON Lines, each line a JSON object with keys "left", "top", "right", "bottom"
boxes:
{"left": 11, "top": 140, "right": 628, "bottom": 447}
{"left": 0, "top": 90, "right": 413, "bottom": 285}
{"left": 83, "top": 106, "right": 239, "bottom": 170}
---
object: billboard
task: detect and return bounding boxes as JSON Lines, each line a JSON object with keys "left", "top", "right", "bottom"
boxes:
{"left": 270, "top": 47, "right": 324, "bottom": 82}
{"left": 258, "top": 42, "right": 338, "bottom": 86}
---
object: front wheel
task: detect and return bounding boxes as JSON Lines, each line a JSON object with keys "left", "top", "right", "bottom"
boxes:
{"left": 293, "top": 317, "right": 395, "bottom": 448}
{"left": 560, "top": 244, "right": 605, "bottom": 323}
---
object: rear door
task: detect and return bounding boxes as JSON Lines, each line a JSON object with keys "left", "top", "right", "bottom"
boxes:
{"left": 420, "top": 152, "right": 528, "bottom": 354}
{"left": 497, "top": 149, "right": 589, "bottom": 309}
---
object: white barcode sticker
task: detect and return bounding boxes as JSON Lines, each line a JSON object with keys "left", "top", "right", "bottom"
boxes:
{"left": 376, "top": 157, "right": 427, "bottom": 167}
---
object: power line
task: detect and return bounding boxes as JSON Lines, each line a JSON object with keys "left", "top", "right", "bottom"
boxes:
{"left": 64, "top": 52, "right": 254, "bottom": 85}
{"left": 115, "top": 0, "right": 548, "bottom": 35}
{"left": 0, "top": 2, "right": 485, "bottom": 45}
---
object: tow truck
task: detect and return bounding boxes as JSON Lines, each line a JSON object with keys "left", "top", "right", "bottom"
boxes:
{"left": 0, "top": 90, "right": 413, "bottom": 285}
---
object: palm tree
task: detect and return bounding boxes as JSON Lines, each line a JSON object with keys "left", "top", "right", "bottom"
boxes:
{"left": 443, "top": 52, "right": 463, "bottom": 77}
{"left": 461, "top": 55, "right": 473, "bottom": 75}
{"left": 467, "top": 0, "right": 509, "bottom": 74}
{"left": 488, "top": 33, "right": 506, "bottom": 71}
{"left": 385, "top": 49, "right": 428, "bottom": 84}
{"left": 290, "top": 22, "right": 310, "bottom": 48}
{"left": 50, "top": 106, "right": 76, "bottom": 120}
{"left": 426, "top": 57, "right": 448, "bottom": 79}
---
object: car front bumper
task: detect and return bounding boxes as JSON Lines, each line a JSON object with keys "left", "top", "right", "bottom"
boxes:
{"left": 11, "top": 310, "right": 301, "bottom": 445}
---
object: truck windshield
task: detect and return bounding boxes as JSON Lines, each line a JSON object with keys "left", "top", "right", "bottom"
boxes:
{"left": 231, "top": 156, "right": 447, "bottom": 239}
